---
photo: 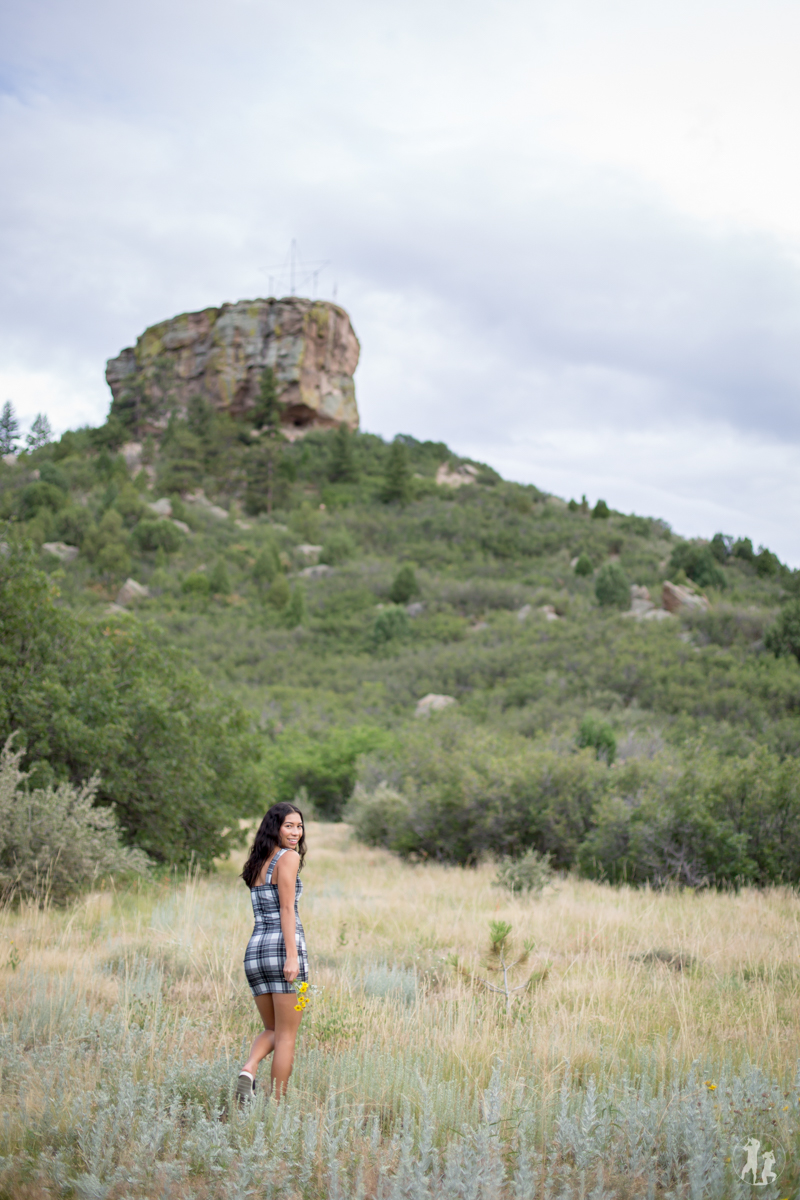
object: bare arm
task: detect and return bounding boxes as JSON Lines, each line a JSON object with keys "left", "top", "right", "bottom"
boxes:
{"left": 275, "top": 850, "right": 300, "bottom": 982}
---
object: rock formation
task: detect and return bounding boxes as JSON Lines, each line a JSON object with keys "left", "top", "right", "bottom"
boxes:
{"left": 662, "top": 581, "right": 709, "bottom": 614}
{"left": 106, "top": 297, "right": 360, "bottom": 436}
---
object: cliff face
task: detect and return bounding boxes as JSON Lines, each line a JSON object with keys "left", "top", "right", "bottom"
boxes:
{"left": 106, "top": 297, "right": 360, "bottom": 435}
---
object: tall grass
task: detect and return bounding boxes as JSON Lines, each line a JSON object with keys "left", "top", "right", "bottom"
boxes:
{"left": 1, "top": 823, "right": 799, "bottom": 1197}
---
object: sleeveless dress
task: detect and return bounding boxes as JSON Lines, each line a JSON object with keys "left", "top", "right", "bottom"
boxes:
{"left": 243, "top": 848, "right": 309, "bottom": 995}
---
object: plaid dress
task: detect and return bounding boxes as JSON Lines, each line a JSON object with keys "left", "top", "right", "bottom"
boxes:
{"left": 244, "top": 848, "right": 308, "bottom": 995}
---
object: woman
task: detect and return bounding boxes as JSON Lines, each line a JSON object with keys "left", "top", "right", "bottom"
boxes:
{"left": 237, "top": 802, "right": 309, "bottom": 1103}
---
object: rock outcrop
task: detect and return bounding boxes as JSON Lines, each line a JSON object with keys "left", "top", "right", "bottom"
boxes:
{"left": 662, "top": 581, "right": 710, "bottom": 614}
{"left": 106, "top": 297, "right": 360, "bottom": 436}
{"left": 415, "top": 694, "right": 457, "bottom": 717}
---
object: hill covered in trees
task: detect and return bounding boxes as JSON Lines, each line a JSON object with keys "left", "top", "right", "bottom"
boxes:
{"left": 2, "top": 392, "right": 800, "bottom": 888}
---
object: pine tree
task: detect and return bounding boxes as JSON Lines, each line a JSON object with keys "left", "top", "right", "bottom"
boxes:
{"left": 381, "top": 439, "right": 411, "bottom": 505}
{"left": 26, "top": 413, "right": 53, "bottom": 451}
{"left": 0, "top": 401, "right": 20, "bottom": 455}
{"left": 329, "top": 424, "right": 358, "bottom": 483}
{"left": 254, "top": 367, "right": 279, "bottom": 432}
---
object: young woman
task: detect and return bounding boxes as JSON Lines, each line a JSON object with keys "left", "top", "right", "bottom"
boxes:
{"left": 237, "top": 802, "right": 309, "bottom": 1103}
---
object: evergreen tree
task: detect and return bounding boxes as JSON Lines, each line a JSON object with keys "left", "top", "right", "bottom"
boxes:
{"left": 26, "top": 413, "right": 53, "bottom": 451}
{"left": 0, "top": 401, "right": 20, "bottom": 455}
{"left": 381, "top": 439, "right": 411, "bottom": 504}
{"left": 285, "top": 584, "right": 306, "bottom": 627}
{"left": 254, "top": 367, "right": 279, "bottom": 431}
{"left": 389, "top": 563, "right": 419, "bottom": 603}
{"left": 329, "top": 424, "right": 358, "bottom": 483}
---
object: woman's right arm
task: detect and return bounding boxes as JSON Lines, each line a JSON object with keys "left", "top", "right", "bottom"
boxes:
{"left": 275, "top": 850, "right": 301, "bottom": 982}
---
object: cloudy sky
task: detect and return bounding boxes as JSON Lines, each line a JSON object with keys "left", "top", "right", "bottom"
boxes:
{"left": 2, "top": 0, "right": 800, "bottom": 559}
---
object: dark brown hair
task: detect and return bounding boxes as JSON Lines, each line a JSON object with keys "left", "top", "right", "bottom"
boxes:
{"left": 241, "top": 803, "right": 306, "bottom": 888}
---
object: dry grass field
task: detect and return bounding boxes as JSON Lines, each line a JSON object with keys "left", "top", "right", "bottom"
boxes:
{"left": 1, "top": 822, "right": 799, "bottom": 1198}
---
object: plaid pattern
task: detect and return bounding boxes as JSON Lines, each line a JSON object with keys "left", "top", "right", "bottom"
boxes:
{"left": 243, "top": 848, "right": 308, "bottom": 996}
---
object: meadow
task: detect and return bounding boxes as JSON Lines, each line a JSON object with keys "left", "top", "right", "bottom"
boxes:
{"left": 2, "top": 822, "right": 798, "bottom": 1199}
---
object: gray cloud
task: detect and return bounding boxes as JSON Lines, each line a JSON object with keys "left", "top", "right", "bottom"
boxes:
{"left": 2, "top": 0, "right": 800, "bottom": 559}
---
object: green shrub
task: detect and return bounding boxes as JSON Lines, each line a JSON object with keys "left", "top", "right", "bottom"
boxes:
{"left": 328, "top": 425, "right": 359, "bottom": 483}
{"left": 669, "top": 542, "right": 726, "bottom": 590}
{"left": 592, "top": 499, "right": 610, "bottom": 519}
{"left": 264, "top": 727, "right": 389, "bottom": 820}
{"left": 576, "top": 715, "right": 616, "bottom": 764}
{"left": 710, "top": 532, "right": 732, "bottom": 562}
{"left": 319, "top": 530, "right": 357, "bottom": 565}
{"left": 755, "top": 548, "right": 780, "bottom": 577}
{"left": 765, "top": 599, "right": 800, "bottom": 663}
{"left": 285, "top": 584, "right": 305, "bottom": 626}
{"left": 253, "top": 544, "right": 280, "bottom": 587}
{"left": 344, "top": 783, "right": 415, "bottom": 851}
{"left": 372, "top": 605, "right": 409, "bottom": 646}
{"left": 18, "top": 482, "right": 65, "bottom": 519}
{"left": 132, "top": 519, "right": 182, "bottom": 554}
{"left": 267, "top": 574, "right": 291, "bottom": 609}
{"left": 208, "top": 559, "right": 231, "bottom": 595}
{"left": 594, "top": 562, "right": 629, "bottom": 608}
{"left": 733, "top": 537, "right": 754, "bottom": 562}
{"left": 389, "top": 564, "right": 420, "bottom": 604}
{"left": 0, "top": 736, "right": 149, "bottom": 904}
{"left": 493, "top": 848, "right": 554, "bottom": 895}
{"left": 181, "top": 571, "right": 210, "bottom": 597}
{"left": 574, "top": 552, "right": 593, "bottom": 577}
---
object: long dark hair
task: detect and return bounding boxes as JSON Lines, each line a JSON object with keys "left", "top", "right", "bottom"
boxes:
{"left": 241, "top": 803, "right": 306, "bottom": 888}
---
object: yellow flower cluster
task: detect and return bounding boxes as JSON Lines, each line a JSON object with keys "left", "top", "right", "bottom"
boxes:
{"left": 293, "top": 981, "right": 310, "bottom": 1012}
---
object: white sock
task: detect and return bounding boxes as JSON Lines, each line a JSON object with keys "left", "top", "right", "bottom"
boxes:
{"left": 239, "top": 1070, "right": 254, "bottom": 1082}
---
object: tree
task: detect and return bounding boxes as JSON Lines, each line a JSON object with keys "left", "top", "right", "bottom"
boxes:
{"left": 209, "top": 558, "right": 231, "bottom": 595}
{"left": 595, "top": 561, "right": 630, "bottom": 609}
{"left": 0, "top": 537, "right": 259, "bottom": 864}
{"left": 285, "top": 584, "right": 305, "bottom": 627}
{"left": 576, "top": 715, "right": 616, "bottom": 764}
{"left": 765, "top": 599, "right": 800, "bottom": 664}
{"left": 329, "top": 424, "right": 358, "bottom": 483}
{"left": 592, "top": 499, "right": 610, "bottom": 519}
{"left": 669, "top": 542, "right": 726, "bottom": 590}
{"left": 389, "top": 564, "right": 419, "bottom": 604}
{"left": 0, "top": 401, "right": 20, "bottom": 456}
{"left": 381, "top": 439, "right": 411, "bottom": 504}
{"left": 25, "top": 413, "right": 53, "bottom": 451}
{"left": 254, "top": 366, "right": 280, "bottom": 432}
{"left": 574, "top": 553, "right": 593, "bottom": 577}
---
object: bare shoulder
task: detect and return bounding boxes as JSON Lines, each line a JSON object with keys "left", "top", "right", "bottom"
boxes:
{"left": 274, "top": 848, "right": 301, "bottom": 880}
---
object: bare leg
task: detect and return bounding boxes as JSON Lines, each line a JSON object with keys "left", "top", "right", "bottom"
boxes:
{"left": 271, "top": 993, "right": 304, "bottom": 1099}
{"left": 241, "top": 993, "right": 276, "bottom": 1077}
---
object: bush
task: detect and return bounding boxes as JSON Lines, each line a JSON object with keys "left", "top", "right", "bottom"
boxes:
{"left": 0, "top": 736, "right": 149, "bottom": 904}
{"left": 372, "top": 605, "right": 409, "bottom": 646}
{"left": 669, "top": 542, "right": 726, "bottom": 590}
{"left": 755, "top": 548, "right": 780, "bottom": 578}
{"left": 574, "top": 553, "right": 593, "bottom": 577}
{"left": 592, "top": 500, "right": 610, "bottom": 519}
{"left": 594, "top": 562, "right": 629, "bottom": 608}
{"left": 253, "top": 545, "right": 280, "bottom": 587}
{"left": 493, "top": 848, "right": 554, "bottom": 895}
{"left": 733, "top": 537, "right": 754, "bottom": 562}
{"left": 267, "top": 574, "right": 291, "bottom": 609}
{"left": 389, "top": 564, "right": 420, "bottom": 604}
{"left": 381, "top": 440, "right": 411, "bottom": 504}
{"left": 319, "top": 530, "right": 357, "bottom": 565}
{"left": 710, "top": 533, "right": 732, "bottom": 563}
{"left": 264, "top": 727, "right": 389, "bottom": 820}
{"left": 576, "top": 715, "right": 616, "bottom": 764}
{"left": 285, "top": 584, "right": 305, "bottom": 626}
{"left": 132, "top": 519, "right": 182, "bottom": 554}
{"left": 182, "top": 571, "right": 210, "bottom": 597}
{"left": 765, "top": 599, "right": 800, "bottom": 663}
{"left": 208, "top": 559, "right": 231, "bottom": 595}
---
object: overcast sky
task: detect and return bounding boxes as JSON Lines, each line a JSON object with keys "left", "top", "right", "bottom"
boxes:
{"left": 2, "top": 0, "right": 800, "bottom": 559}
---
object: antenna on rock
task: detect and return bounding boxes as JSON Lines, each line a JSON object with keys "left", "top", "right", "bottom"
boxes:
{"left": 260, "top": 242, "right": 331, "bottom": 300}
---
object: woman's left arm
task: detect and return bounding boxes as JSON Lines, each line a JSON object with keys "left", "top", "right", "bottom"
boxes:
{"left": 276, "top": 850, "right": 301, "bottom": 982}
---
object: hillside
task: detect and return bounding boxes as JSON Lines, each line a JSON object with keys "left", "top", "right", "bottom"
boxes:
{"left": 2, "top": 400, "right": 800, "bottom": 885}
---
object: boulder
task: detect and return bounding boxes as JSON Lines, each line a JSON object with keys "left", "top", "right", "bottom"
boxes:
{"left": 415, "top": 693, "right": 457, "bottom": 717}
{"left": 106, "top": 297, "right": 360, "bottom": 436}
{"left": 297, "top": 543, "right": 323, "bottom": 563}
{"left": 539, "top": 605, "right": 560, "bottom": 621}
{"left": 147, "top": 497, "right": 172, "bottom": 517}
{"left": 662, "top": 581, "right": 709, "bottom": 614}
{"left": 170, "top": 519, "right": 191, "bottom": 534}
{"left": 116, "top": 578, "right": 150, "bottom": 607}
{"left": 517, "top": 604, "right": 532, "bottom": 621}
{"left": 299, "top": 564, "right": 332, "bottom": 579}
{"left": 184, "top": 491, "right": 229, "bottom": 520}
{"left": 42, "top": 542, "right": 79, "bottom": 563}
{"left": 406, "top": 602, "right": 425, "bottom": 617}
{"left": 436, "top": 462, "right": 478, "bottom": 488}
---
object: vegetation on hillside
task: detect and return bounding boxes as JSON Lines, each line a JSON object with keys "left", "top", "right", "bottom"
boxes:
{"left": 2, "top": 396, "right": 799, "bottom": 888}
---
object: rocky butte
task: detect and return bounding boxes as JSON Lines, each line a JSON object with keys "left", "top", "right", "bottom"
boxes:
{"left": 105, "top": 297, "right": 360, "bottom": 437}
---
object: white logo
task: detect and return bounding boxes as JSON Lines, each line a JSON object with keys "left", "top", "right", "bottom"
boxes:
{"left": 733, "top": 1136, "right": 785, "bottom": 1187}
